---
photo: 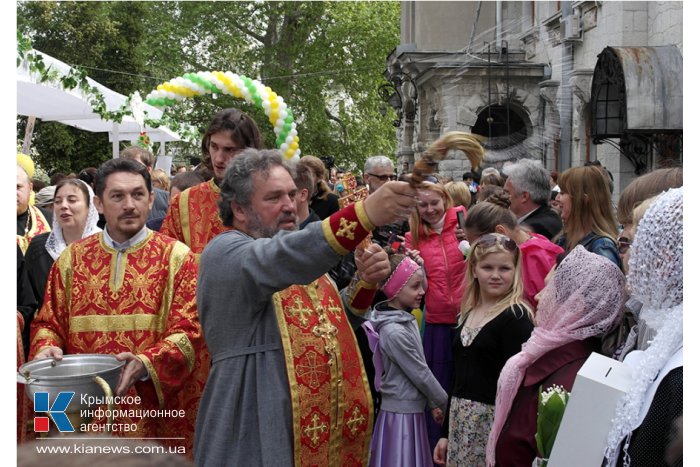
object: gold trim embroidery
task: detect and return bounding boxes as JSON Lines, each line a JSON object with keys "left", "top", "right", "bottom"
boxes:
{"left": 272, "top": 291, "right": 302, "bottom": 467}
{"left": 345, "top": 406, "right": 366, "bottom": 437}
{"left": 322, "top": 218, "right": 349, "bottom": 256}
{"left": 307, "top": 281, "right": 342, "bottom": 463}
{"left": 336, "top": 217, "right": 358, "bottom": 240}
{"left": 17, "top": 235, "right": 28, "bottom": 255}
{"left": 345, "top": 278, "right": 378, "bottom": 316}
{"left": 18, "top": 206, "right": 50, "bottom": 254}
{"left": 137, "top": 354, "right": 164, "bottom": 408}
{"left": 157, "top": 240, "right": 190, "bottom": 331}
{"left": 56, "top": 246, "right": 73, "bottom": 310}
{"left": 32, "top": 328, "right": 63, "bottom": 348}
{"left": 165, "top": 333, "right": 195, "bottom": 373}
{"left": 355, "top": 201, "right": 375, "bottom": 232}
{"left": 180, "top": 187, "right": 192, "bottom": 247}
{"left": 288, "top": 295, "right": 314, "bottom": 327}
{"left": 69, "top": 314, "right": 161, "bottom": 332}
{"left": 99, "top": 232, "right": 153, "bottom": 293}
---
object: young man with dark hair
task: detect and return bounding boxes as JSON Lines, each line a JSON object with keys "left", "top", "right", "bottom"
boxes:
{"left": 119, "top": 146, "right": 170, "bottom": 221}
{"left": 30, "top": 158, "right": 205, "bottom": 456}
{"left": 160, "top": 108, "right": 263, "bottom": 256}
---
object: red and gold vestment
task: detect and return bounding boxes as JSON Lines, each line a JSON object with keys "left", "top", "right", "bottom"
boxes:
{"left": 159, "top": 179, "right": 231, "bottom": 256}
{"left": 17, "top": 205, "right": 50, "bottom": 254}
{"left": 274, "top": 202, "right": 379, "bottom": 466}
{"left": 29, "top": 231, "right": 204, "bottom": 454}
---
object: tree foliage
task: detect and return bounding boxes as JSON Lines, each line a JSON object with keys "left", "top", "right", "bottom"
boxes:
{"left": 17, "top": 1, "right": 400, "bottom": 175}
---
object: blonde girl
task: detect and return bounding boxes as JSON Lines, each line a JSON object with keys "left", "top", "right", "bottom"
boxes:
{"left": 434, "top": 233, "right": 533, "bottom": 466}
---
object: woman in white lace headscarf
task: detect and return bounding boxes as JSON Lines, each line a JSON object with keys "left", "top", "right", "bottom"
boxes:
{"left": 25, "top": 178, "right": 101, "bottom": 311}
{"left": 604, "top": 187, "right": 683, "bottom": 467}
{"left": 485, "top": 246, "right": 626, "bottom": 466}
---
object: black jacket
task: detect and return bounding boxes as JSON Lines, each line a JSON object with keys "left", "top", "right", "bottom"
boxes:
{"left": 521, "top": 204, "right": 562, "bottom": 241}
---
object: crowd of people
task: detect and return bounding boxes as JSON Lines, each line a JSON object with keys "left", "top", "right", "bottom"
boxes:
{"left": 16, "top": 106, "right": 682, "bottom": 467}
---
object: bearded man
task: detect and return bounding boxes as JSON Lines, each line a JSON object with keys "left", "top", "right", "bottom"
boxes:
{"left": 194, "top": 149, "right": 417, "bottom": 466}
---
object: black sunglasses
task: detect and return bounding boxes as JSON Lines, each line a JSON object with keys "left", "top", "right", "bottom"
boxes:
{"left": 367, "top": 173, "right": 397, "bottom": 181}
{"left": 474, "top": 233, "right": 517, "bottom": 252}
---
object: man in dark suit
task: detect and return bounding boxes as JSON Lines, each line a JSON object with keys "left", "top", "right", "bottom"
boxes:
{"left": 503, "top": 159, "right": 562, "bottom": 240}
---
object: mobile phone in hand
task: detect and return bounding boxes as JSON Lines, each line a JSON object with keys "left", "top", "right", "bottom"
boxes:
{"left": 456, "top": 210, "right": 465, "bottom": 232}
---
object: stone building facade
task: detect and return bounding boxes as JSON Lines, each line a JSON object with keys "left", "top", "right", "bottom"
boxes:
{"left": 385, "top": 1, "right": 682, "bottom": 198}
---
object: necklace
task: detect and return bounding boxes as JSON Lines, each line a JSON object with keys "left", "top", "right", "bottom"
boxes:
{"left": 465, "top": 306, "right": 499, "bottom": 329}
{"left": 24, "top": 210, "right": 31, "bottom": 235}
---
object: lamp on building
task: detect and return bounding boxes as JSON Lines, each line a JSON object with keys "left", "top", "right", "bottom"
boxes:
{"left": 379, "top": 71, "right": 418, "bottom": 128}
{"left": 378, "top": 83, "right": 403, "bottom": 127}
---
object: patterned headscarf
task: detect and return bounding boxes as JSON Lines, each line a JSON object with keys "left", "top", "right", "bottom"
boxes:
{"left": 486, "top": 246, "right": 626, "bottom": 466}
{"left": 45, "top": 180, "right": 101, "bottom": 260}
{"left": 604, "top": 187, "right": 683, "bottom": 466}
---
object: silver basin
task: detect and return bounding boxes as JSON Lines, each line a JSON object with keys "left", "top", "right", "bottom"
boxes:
{"left": 18, "top": 354, "right": 125, "bottom": 413}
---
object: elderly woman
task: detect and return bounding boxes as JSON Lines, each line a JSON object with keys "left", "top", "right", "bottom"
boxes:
{"left": 605, "top": 187, "right": 683, "bottom": 467}
{"left": 485, "top": 246, "right": 627, "bottom": 466}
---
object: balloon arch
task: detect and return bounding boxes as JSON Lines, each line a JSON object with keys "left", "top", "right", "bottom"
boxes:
{"left": 145, "top": 71, "right": 300, "bottom": 160}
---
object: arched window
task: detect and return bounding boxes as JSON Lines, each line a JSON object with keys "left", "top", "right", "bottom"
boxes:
{"left": 472, "top": 104, "right": 529, "bottom": 149}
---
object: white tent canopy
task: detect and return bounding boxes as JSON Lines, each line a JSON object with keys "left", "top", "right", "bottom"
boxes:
{"left": 17, "top": 49, "right": 180, "bottom": 157}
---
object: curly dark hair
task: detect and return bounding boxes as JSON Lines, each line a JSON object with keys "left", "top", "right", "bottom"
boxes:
{"left": 201, "top": 108, "right": 263, "bottom": 172}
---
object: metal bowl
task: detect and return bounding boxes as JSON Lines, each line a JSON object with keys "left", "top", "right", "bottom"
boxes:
{"left": 18, "top": 354, "right": 125, "bottom": 413}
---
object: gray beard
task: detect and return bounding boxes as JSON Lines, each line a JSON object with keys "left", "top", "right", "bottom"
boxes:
{"left": 247, "top": 209, "right": 298, "bottom": 239}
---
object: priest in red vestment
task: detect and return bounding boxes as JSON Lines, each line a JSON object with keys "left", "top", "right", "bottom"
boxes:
{"left": 29, "top": 158, "right": 204, "bottom": 457}
{"left": 159, "top": 108, "right": 263, "bottom": 255}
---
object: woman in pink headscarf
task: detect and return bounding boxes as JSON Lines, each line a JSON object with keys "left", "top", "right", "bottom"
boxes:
{"left": 485, "top": 246, "right": 627, "bottom": 466}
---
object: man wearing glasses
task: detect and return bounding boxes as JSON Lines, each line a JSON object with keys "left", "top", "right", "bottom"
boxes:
{"left": 363, "top": 155, "right": 397, "bottom": 193}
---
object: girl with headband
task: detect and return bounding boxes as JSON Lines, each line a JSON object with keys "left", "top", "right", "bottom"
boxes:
{"left": 434, "top": 233, "right": 533, "bottom": 466}
{"left": 363, "top": 250, "right": 447, "bottom": 467}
